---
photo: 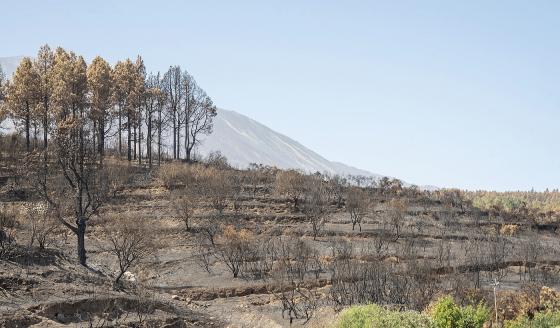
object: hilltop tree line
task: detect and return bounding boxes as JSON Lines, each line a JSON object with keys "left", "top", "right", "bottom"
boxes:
{"left": 0, "top": 44, "right": 217, "bottom": 166}
{"left": 0, "top": 45, "right": 217, "bottom": 266}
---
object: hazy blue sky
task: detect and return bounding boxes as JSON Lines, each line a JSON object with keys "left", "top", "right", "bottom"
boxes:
{"left": 2, "top": 1, "right": 559, "bottom": 191}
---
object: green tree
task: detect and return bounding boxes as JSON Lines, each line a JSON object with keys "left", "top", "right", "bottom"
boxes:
{"left": 431, "top": 296, "right": 489, "bottom": 328}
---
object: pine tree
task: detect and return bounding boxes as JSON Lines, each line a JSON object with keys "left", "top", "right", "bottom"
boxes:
{"left": 34, "top": 44, "right": 54, "bottom": 153}
{"left": 49, "top": 48, "right": 97, "bottom": 266}
{"left": 87, "top": 56, "right": 113, "bottom": 162}
{"left": 163, "top": 66, "right": 183, "bottom": 160}
{"left": 113, "top": 59, "right": 137, "bottom": 161}
{"left": 154, "top": 73, "right": 167, "bottom": 165}
{"left": 134, "top": 56, "right": 146, "bottom": 164}
{"left": 6, "top": 57, "right": 39, "bottom": 152}
{"left": 144, "top": 73, "right": 165, "bottom": 167}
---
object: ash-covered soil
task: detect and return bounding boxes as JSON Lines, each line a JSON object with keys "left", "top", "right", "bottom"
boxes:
{"left": 2, "top": 165, "right": 560, "bottom": 327}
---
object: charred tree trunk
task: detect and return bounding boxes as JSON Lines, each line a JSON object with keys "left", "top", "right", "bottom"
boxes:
{"left": 158, "top": 109, "right": 162, "bottom": 165}
{"left": 172, "top": 111, "right": 176, "bottom": 159}
{"left": 147, "top": 110, "right": 152, "bottom": 167}
{"left": 127, "top": 112, "right": 131, "bottom": 162}
{"left": 98, "top": 120, "right": 105, "bottom": 162}
{"left": 118, "top": 106, "right": 122, "bottom": 158}
{"left": 76, "top": 217, "right": 87, "bottom": 266}
{"left": 24, "top": 105, "right": 30, "bottom": 152}
{"left": 133, "top": 124, "right": 137, "bottom": 160}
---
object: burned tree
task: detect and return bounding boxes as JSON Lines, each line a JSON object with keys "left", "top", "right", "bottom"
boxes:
{"left": 387, "top": 198, "right": 406, "bottom": 241}
{"left": 275, "top": 170, "right": 309, "bottom": 211}
{"left": 346, "top": 187, "right": 369, "bottom": 231}
{"left": 106, "top": 217, "right": 154, "bottom": 287}
{"left": 183, "top": 73, "right": 217, "bottom": 162}
{"left": 271, "top": 238, "right": 321, "bottom": 325}
{"left": 329, "top": 174, "right": 348, "bottom": 208}
{"left": 35, "top": 49, "right": 113, "bottom": 266}
{"left": 301, "top": 178, "right": 328, "bottom": 240}
{"left": 215, "top": 225, "right": 254, "bottom": 278}
{"left": 173, "top": 188, "right": 196, "bottom": 231}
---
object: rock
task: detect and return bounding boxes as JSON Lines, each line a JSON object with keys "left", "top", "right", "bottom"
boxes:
{"left": 122, "top": 271, "right": 137, "bottom": 283}
{"left": 171, "top": 294, "right": 181, "bottom": 300}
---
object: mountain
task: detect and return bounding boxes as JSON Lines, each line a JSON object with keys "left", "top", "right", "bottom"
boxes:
{"left": 196, "top": 108, "right": 380, "bottom": 178}
{"left": 0, "top": 56, "right": 24, "bottom": 77}
{"left": 0, "top": 56, "right": 381, "bottom": 178}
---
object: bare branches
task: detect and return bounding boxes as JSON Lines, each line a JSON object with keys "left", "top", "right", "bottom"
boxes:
{"left": 346, "top": 187, "right": 369, "bottom": 231}
{"left": 105, "top": 217, "right": 155, "bottom": 288}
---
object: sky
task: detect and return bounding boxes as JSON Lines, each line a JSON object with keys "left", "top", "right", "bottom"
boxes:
{"left": 1, "top": 0, "right": 559, "bottom": 191}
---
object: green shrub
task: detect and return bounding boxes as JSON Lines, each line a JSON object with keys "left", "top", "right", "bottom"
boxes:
{"left": 430, "top": 296, "right": 489, "bottom": 328}
{"left": 505, "top": 311, "right": 560, "bottom": 328}
{"left": 336, "top": 304, "right": 433, "bottom": 328}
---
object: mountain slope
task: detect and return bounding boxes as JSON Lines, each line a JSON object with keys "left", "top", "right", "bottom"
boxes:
{"left": 0, "top": 56, "right": 24, "bottom": 77}
{"left": 197, "top": 109, "right": 379, "bottom": 177}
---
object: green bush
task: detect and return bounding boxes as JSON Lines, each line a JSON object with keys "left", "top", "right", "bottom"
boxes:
{"left": 336, "top": 304, "right": 433, "bottom": 328}
{"left": 505, "top": 311, "right": 560, "bottom": 328}
{"left": 430, "top": 296, "right": 489, "bottom": 328}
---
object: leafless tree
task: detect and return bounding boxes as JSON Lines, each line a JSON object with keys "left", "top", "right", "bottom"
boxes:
{"left": 215, "top": 225, "right": 254, "bottom": 278}
{"left": 275, "top": 170, "right": 310, "bottom": 212}
{"left": 25, "top": 203, "right": 57, "bottom": 249}
{"left": 193, "top": 234, "right": 215, "bottom": 274}
{"left": 329, "top": 174, "right": 347, "bottom": 208}
{"left": 346, "top": 187, "right": 369, "bottom": 231}
{"left": 173, "top": 187, "right": 196, "bottom": 231}
{"left": 387, "top": 198, "right": 407, "bottom": 241}
{"left": 271, "top": 238, "right": 321, "bottom": 325}
{"left": 0, "top": 207, "right": 17, "bottom": 259}
{"left": 463, "top": 232, "right": 487, "bottom": 289}
{"left": 363, "top": 231, "right": 389, "bottom": 260}
{"left": 163, "top": 66, "right": 184, "bottom": 160}
{"left": 301, "top": 179, "right": 328, "bottom": 240}
{"left": 197, "top": 212, "right": 222, "bottom": 247}
{"left": 184, "top": 78, "right": 217, "bottom": 162}
{"left": 205, "top": 168, "right": 234, "bottom": 214}
{"left": 520, "top": 234, "right": 542, "bottom": 282}
{"left": 106, "top": 217, "right": 155, "bottom": 288}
